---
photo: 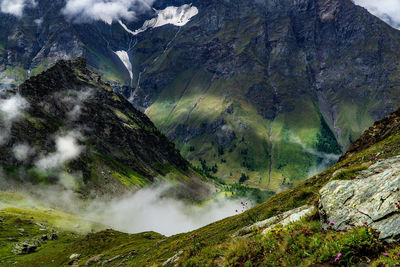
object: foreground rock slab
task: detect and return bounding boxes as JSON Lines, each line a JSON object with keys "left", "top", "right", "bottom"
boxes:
{"left": 319, "top": 156, "right": 400, "bottom": 242}
{"left": 233, "top": 205, "right": 315, "bottom": 237}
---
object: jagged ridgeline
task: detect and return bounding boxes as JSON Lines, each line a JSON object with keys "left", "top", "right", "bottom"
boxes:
{"left": 0, "top": 58, "right": 212, "bottom": 198}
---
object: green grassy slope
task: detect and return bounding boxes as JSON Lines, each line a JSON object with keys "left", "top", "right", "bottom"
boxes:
{"left": 1, "top": 109, "right": 399, "bottom": 266}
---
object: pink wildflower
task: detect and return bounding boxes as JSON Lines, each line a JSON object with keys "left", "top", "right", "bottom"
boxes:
{"left": 334, "top": 252, "right": 342, "bottom": 262}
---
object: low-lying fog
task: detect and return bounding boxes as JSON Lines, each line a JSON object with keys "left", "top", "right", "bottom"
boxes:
{"left": 1, "top": 181, "right": 249, "bottom": 237}
{"left": 89, "top": 184, "right": 248, "bottom": 236}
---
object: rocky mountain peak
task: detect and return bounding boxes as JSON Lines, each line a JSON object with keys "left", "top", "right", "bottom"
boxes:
{"left": 0, "top": 58, "right": 212, "bottom": 199}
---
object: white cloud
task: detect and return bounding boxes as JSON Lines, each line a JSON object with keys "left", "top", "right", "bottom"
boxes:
{"left": 58, "top": 171, "right": 83, "bottom": 190}
{"left": 286, "top": 134, "right": 340, "bottom": 178}
{"left": 35, "top": 131, "right": 84, "bottom": 170}
{"left": 0, "top": 94, "right": 29, "bottom": 122}
{"left": 0, "top": 94, "right": 29, "bottom": 145}
{"left": 0, "top": 180, "right": 251, "bottom": 237}
{"left": 58, "top": 88, "right": 94, "bottom": 121}
{"left": 62, "top": 0, "right": 156, "bottom": 24}
{"left": 13, "top": 143, "right": 35, "bottom": 161}
{"left": 353, "top": 0, "right": 400, "bottom": 29}
{"left": 0, "top": 0, "right": 37, "bottom": 17}
{"left": 88, "top": 184, "right": 248, "bottom": 236}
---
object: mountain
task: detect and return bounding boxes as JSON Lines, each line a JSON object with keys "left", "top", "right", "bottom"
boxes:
{"left": 130, "top": 0, "right": 400, "bottom": 190}
{"left": 0, "top": 58, "right": 212, "bottom": 199}
{"left": 2, "top": 0, "right": 400, "bottom": 191}
{"left": 1, "top": 85, "right": 400, "bottom": 267}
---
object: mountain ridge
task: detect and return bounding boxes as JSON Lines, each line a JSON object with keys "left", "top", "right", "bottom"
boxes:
{"left": 1, "top": 77, "right": 400, "bottom": 266}
{"left": 0, "top": 57, "right": 213, "bottom": 199}
{"left": 2, "top": 0, "right": 400, "bottom": 191}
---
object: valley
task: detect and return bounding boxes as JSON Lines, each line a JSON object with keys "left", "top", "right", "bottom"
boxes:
{"left": 0, "top": 0, "right": 400, "bottom": 266}
{"left": 1, "top": 90, "right": 400, "bottom": 266}
{"left": 2, "top": 0, "right": 400, "bottom": 191}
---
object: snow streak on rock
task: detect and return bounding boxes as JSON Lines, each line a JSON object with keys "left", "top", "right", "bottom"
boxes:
{"left": 120, "top": 4, "right": 198, "bottom": 35}
{"left": 114, "top": 50, "right": 134, "bottom": 84}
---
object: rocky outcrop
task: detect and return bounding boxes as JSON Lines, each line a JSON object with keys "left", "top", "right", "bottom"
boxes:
{"left": 12, "top": 233, "right": 58, "bottom": 255}
{"left": 162, "top": 251, "right": 183, "bottom": 266}
{"left": 234, "top": 205, "right": 315, "bottom": 237}
{"left": 0, "top": 58, "right": 212, "bottom": 198}
{"left": 319, "top": 156, "right": 400, "bottom": 242}
{"left": 339, "top": 108, "right": 400, "bottom": 162}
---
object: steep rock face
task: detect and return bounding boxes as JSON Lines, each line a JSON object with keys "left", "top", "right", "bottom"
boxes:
{"left": 2, "top": 0, "right": 400, "bottom": 191}
{"left": 319, "top": 156, "right": 400, "bottom": 242}
{"left": 0, "top": 0, "right": 84, "bottom": 85}
{"left": 134, "top": 0, "right": 400, "bottom": 189}
{"left": 0, "top": 58, "right": 211, "bottom": 198}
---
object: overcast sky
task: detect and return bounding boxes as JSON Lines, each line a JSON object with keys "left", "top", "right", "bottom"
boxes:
{"left": 353, "top": 0, "right": 400, "bottom": 29}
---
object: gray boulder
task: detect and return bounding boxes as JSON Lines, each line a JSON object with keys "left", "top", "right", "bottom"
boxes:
{"left": 12, "top": 239, "right": 42, "bottom": 255}
{"left": 319, "top": 156, "right": 400, "bottom": 242}
{"left": 233, "top": 205, "right": 315, "bottom": 237}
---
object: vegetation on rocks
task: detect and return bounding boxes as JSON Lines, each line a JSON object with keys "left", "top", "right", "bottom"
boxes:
{"left": 0, "top": 105, "right": 399, "bottom": 266}
{"left": 0, "top": 58, "right": 213, "bottom": 199}
{"left": 3, "top": 0, "right": 400, "bottom": 192}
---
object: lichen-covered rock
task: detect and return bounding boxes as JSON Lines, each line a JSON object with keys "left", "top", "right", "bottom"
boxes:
{"left": 319, "top": 156, "right": 400, "bottom": 242}
{"left": 12, "top": 238, "right": 42, "bottom": 255}
{"left": 85, "top": 254, "right": 104, "bottom": 266}
{"left": 162, "top": 251, "right": 183, "bottom": 266}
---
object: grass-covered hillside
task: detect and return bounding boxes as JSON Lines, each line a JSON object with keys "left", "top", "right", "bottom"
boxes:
{"left": 1, "top": 107, "right": 399, "bottom": 266}
{"left": 0, "top": 58, "right": 212, "bottom": 199}
{"left": 131, "top": 0, "right": 400, "bottom": 191}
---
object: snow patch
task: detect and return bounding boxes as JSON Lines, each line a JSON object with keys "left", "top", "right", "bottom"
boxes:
{"left": 114, "top": 50, "right": 133, "bottom": 83}
{"left": 34, "top": 17, "right": 43, "bottom": 26}
{"left": 118, "top": 20, "right": 136, "bottom": 35}
{"left": 120, "top": 4, "right": 198, "bottom": 35}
